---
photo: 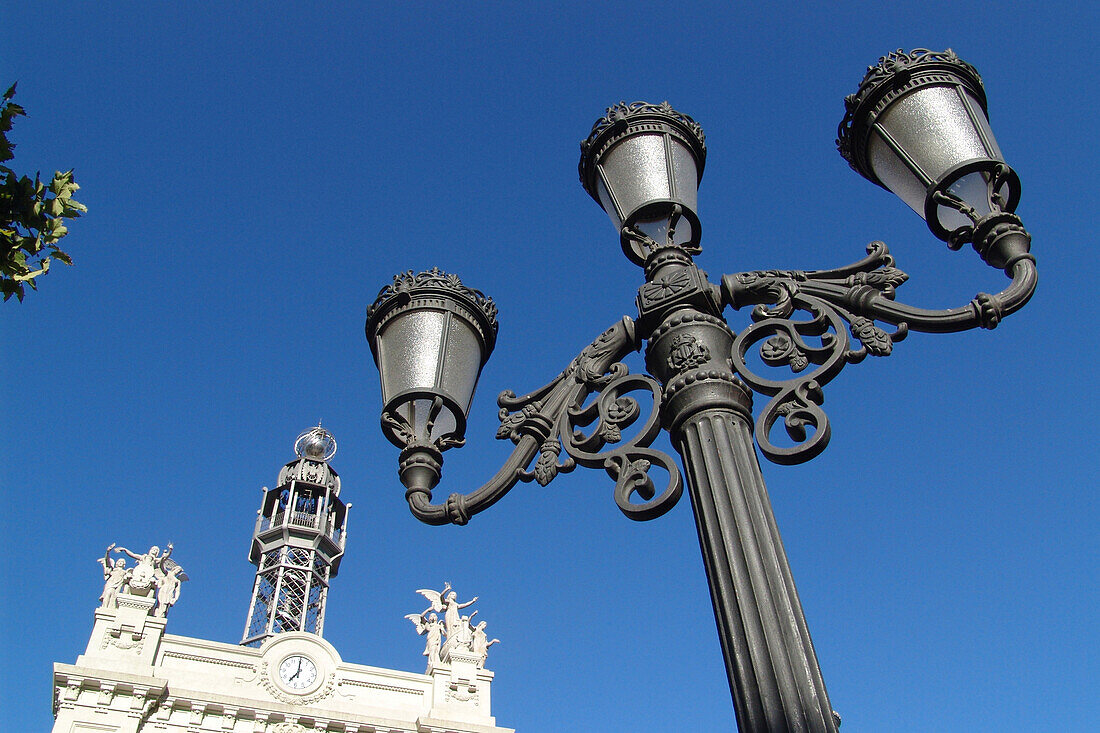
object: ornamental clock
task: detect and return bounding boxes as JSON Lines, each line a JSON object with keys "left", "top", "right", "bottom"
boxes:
{"left": 277, "top": 654, "right": 318, "bottom": 691}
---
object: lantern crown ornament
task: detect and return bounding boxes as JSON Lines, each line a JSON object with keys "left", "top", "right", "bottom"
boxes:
{"left": 837, "top": 48, "right": 1021, "bottom": 246}
{"left": 579, "top": 101, "right": 708, "bottom": 266}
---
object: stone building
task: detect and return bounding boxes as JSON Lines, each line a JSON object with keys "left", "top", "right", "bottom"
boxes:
{"left": 51, "top": 427, "right": 511, "bottom": 733}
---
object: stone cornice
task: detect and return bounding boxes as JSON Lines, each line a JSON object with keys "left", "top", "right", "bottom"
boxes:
{"left": 338, "top": 678, "right": 425, "bottom": 696}
{"left": 160, "top": 649, "right": 257, "bottom": 670}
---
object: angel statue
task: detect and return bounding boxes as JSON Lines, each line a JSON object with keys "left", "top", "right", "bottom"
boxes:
{"left": 114, "top": 543, "right": 173, "bottom": 597}
{"left": 415, "top": 582, "right": 479, "bottom": 642}
{"left": 154, "top": 559, "right": 188, "bottom": 617}
{"left": 471, "top": 620, "right": 500, "bottom": 668}
{"left": 96, "top": 543, "right": 130, "bottom": 609}
{"left": 405, "top": 612, "right": 445, "bottom": 670}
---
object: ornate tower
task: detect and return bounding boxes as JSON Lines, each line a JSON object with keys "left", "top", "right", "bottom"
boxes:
{"left": 241, "top": 426, "right": 349, "bottom": 647}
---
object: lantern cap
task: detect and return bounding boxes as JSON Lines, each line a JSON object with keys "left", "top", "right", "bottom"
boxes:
{"left": 578, "top": 101, "right": 707, "bottom": 202}
{"left": 837, "top": 48, "right": 987, "bottom": 187}
{"left": 365, "top": 267, "right": 499, "bottom": 362}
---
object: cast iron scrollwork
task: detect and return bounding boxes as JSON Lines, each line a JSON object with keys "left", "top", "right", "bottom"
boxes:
{"left": 560, "top": 366, "right": 683, "bottom": 521}
{"left": 721, "top": 237, "right": 1036, "bottom": 464}
{"left": 404, "top": 317, "right": 683, "bottom": 524}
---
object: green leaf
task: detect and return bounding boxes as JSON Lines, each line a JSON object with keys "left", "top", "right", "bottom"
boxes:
{"left": 1, "top": 83, "right": 85, "bottom": 302}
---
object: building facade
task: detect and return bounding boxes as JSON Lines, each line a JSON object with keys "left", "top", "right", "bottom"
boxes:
{"left": 51, "top": 428, "right": 512, "bottom": 733}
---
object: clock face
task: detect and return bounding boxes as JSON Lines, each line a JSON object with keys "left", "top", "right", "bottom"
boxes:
{"left": 277, "top": 654, "right": 318, "bottom": 691}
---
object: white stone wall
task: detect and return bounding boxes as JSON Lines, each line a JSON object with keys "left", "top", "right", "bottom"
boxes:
{"left": 53, "top": 594, "right": 512, "bottom": 733}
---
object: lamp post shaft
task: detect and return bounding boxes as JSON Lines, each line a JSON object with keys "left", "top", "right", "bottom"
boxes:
{"left": 675, "top": 408, "right": 837, "bottom": 732}
{"left": 642, "top": 250, "right": 836, "bottom": 732}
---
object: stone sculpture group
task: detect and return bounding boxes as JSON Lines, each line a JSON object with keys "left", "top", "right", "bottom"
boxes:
{"left": 407, "top": 583, "right": 499, "bottom": 670}
{"left": 97, "top": 543, "right": 187, "bottom": 617}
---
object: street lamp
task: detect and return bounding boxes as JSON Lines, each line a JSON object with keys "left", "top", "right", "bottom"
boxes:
{"left": 365, "top": 49, "right": 1035, "bottom": 732}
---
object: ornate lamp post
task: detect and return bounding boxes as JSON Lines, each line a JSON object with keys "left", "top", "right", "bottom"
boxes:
{"left": 365, "top": 49, "right": 1035, "bottom": 732}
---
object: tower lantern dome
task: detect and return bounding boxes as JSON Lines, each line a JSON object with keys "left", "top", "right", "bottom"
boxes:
{"left": 296, "top": 424, "right": 337, "bottom": 460}
{"left": 277, "top": 425, "right": 341, "bottom": 492}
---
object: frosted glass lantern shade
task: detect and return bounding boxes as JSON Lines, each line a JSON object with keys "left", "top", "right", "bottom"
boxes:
{"left": 838, "top": 50, "right": 1021, "bottom": 242}
{"left": 595, "top": 133, "right": 699, "bottom": 231}
{"left": 365, "top": 270, "right": 498, "bottom": 449}
{"left": 580, "top": 102, "right": 706, "bottom": 265}
{"left": 867, "top": 86, "right": 996, "bottom": 212}
{"left": 376, "top": 309, "right": 447, "bottom": 404}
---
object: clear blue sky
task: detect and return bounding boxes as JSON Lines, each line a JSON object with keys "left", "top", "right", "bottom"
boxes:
{"left": 3, "top": 3, "right": 1097, "bottom": 731}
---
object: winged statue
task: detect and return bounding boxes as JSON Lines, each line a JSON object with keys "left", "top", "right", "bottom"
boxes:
{"left": 407, "top": 583, "right": 490, "bottom": 670}
{"left": 414, "top": 581, "right": 451, "bottom": 616}
{"left": 405, "top": 610, "right": 444, "bottom": 668}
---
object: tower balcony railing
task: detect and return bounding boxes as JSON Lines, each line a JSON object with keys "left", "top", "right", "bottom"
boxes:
{"left": 259, "top": 510, "right": 345, "bottom": 545}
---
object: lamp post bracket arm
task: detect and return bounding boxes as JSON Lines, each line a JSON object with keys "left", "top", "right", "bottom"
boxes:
{"left": 719, "top": 238, "right": 1036, "bottom": 465}
{"left": 496, "top": 315, "right": 642, "bottom": 416}
{"left": 406, "top": 317, "right": 681, "bottom": 524}
{"left": 721, "top": 237, "right": 1037, "bottom": 335}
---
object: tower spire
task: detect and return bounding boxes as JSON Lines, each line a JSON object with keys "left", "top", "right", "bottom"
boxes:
{"left": 241, "top": 426, "right": 349, "bottom": 647}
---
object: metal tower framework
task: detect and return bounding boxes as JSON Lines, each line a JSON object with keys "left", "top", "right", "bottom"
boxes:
{"left": 242, "top": 427, "right": 349, "bottom": 647}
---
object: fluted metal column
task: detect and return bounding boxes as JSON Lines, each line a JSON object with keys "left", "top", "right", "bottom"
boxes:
{"left": 643, "top": 250, "right": 837, "bottom": 732}
{"left": 675, "top": 406, "right": 836, "bottom": 732}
